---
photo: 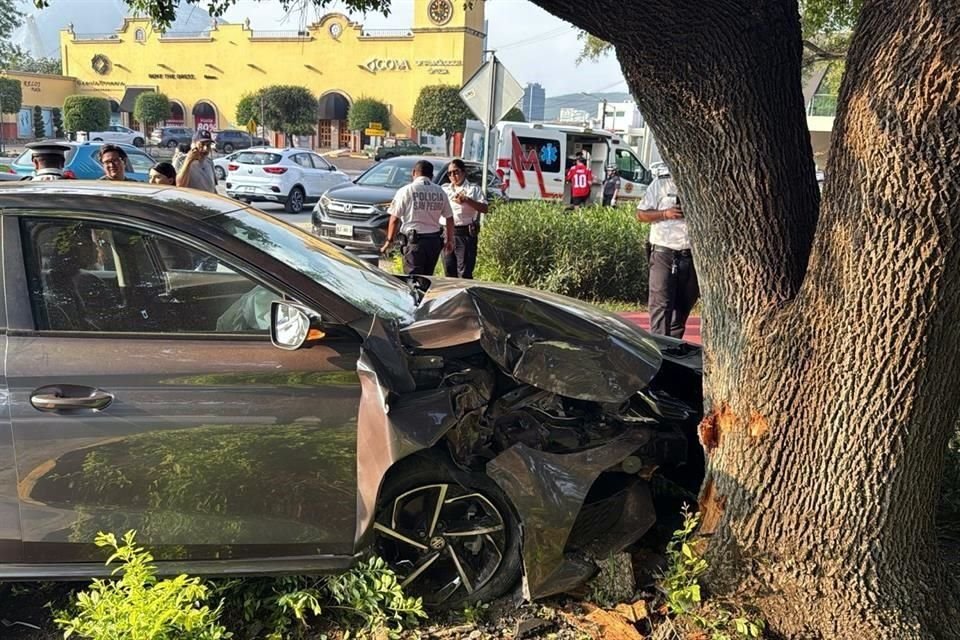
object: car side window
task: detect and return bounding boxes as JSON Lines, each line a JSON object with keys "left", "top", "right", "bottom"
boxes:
{"left": 128, "top": 152, "right": 155, "bottom": 174}
{"left": 311, "top": 154, "right": 331, "bottom": 170}
{"left": 22, "top": 218, "right": 280, "bottom": 335}
{"left": 293, "top": 154, "right": 313, "bottom": 169}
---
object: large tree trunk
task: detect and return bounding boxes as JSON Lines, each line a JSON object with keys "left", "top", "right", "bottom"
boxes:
{"left": 535, "top": 0, "right": 960, "bottom": 637}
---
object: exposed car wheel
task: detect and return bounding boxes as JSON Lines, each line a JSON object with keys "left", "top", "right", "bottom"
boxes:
{"left": 223, "top": 143, "right": 235, "bottom": 153}
{"left": 374, "top": 455, "right": 522, "bottom": 609}
{"left": 133, "top": 137, "right": 145, "bottom": 147}
{"left": 92, "top": 138, "right": 103, "bottom": 141}
{"left": 284, "top": 186, "right": 305, "bottom": 213}
{"left": 167, "top": 140, "right": 178, "bottom": 149}
{"left": 215, "top": 166, "right": 225, "bottom": 181}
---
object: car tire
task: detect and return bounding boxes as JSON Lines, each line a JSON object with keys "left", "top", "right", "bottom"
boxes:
{"left": 374, "top": 452, "right": 522, "bottom": 610}
{"left": 133, "top": 137, "right": 145, "bottom": 147}
{"left": 223, "top": 143, "right": 235, "bottom": 153}
{"left": 167, "top": 140, "right": 178, "bottom": 149}
{"left": 92, "top": 138, "right": 102, "bottom": 141}
{"left": 215, "top": 166, "right": 225, "bottom": 181}
{"left": 284, "top": 186, "right": 305, "bottom": 213}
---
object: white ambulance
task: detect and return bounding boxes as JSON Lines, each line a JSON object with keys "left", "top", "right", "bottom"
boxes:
{"left": 464, "top": 121, "right": 653, "bottom": 203}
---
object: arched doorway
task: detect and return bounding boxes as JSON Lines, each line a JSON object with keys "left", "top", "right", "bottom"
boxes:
{"left": 317, "top": 91, "right": 350, "bottom": 149}
{"left": 109, "top": 99, "right": 122, "bottom": 126}
{"left": 192, "top": 100, "right": 218, "bottom": 132}
{"left": 168, "top": 101, "right": 186, "bottom": 126}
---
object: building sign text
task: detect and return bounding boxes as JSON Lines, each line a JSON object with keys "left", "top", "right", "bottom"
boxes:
{"left": 361, "top": 58, "right": 410, "bottom": 73}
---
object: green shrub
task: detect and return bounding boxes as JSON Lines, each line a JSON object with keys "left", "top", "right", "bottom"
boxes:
{"left": 63, "top": 95, "right": 110, "bottom": 134}
{"left": 55, "top": 530, "right": 229, "bottom": 640}
{"left": 52, "top": 107, "right": 64, "bottom": 137}
{"left": 33, "top": 105, "right": 44, "bottom": 138}
{"left": 476, "top": 200, "right": 649, "bottom": 304}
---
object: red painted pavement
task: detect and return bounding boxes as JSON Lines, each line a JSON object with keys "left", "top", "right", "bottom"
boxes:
{"left": 619, "top": 313, "right": 702, "bottom": 345}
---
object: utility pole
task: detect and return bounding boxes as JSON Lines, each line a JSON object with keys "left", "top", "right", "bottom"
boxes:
{"left": 601, "top": 98, "right": 608, "bottom": 130}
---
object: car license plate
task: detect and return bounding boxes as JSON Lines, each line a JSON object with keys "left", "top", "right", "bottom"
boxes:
{"left": 241, "top": 186, "right": 254, "bottom": 192}
{"left": 335, "top": 224, "right": 353, "bottom": 238}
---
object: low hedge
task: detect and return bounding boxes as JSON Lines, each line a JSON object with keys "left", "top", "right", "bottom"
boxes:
{"left": 476, "top": 201, "right": 649, "bottom": 304}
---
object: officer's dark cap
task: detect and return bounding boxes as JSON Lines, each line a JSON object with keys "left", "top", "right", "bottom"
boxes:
{"left": 26, "top": 141, "right": 71, "bottom": 157}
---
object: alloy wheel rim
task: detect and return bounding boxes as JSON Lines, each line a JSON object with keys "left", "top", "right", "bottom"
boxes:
{"left": 291, "top": 191, "right": 303, "bottom": 210}
{"left": 374, "top": 483, "right": 507, "bottom": 606}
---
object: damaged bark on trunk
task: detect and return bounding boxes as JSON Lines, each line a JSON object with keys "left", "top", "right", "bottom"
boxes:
{"left": 534, "top": 0, "right": 960, "bottom": 637}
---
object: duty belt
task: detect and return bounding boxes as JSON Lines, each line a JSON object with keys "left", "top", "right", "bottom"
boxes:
{"left": 651, "top": 245, "right": 692, "bottom": 257}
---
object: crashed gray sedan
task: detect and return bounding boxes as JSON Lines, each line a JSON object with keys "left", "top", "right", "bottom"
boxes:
{"left": 0, "top": 182, "right": 703, "bottom": 606}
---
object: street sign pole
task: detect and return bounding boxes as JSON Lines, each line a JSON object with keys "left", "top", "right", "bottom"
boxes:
{"left": 481, "top": 52, "right": 497, "bottom": 194}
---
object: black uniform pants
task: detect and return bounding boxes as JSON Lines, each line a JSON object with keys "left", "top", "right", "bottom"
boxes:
{"left": 402, "top": 233, "right": 443, "bottom": 275}
{"left": 648, "top": 246, "right": 700, "bottom": 339}
{"left": 443, "top": 226, "right": 478, "bottom": 279}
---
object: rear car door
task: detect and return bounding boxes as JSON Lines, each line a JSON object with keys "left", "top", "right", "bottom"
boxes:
{"left": 5, "top": 212, "right": 362, "bottom": 565}
{"left": 504, "top": 129, "right": 566, "bottom": 200}
{"left": 292, "top": 153, "right": 322, "bottom": 198}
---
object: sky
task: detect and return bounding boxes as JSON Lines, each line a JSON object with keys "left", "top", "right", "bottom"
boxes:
{"left": 219, "top": 0, "right": 628, "bottom": 96}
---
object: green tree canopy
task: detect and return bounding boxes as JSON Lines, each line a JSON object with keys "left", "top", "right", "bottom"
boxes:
{"left": 0, "top": 0, "right": 23, "bottom": 67}
{"left": 0, "top": 77, "right": 23, "bottom": 114}
{"left": 235, "top": 91, "right": 263, "bottom": 127}
{"left": 502, "top": 106, "right": 525, "bottom": 122}
{"left": 347, "top": 97, "right": 390, "bottom": 133}
{"left": 259, "top": 85, "right": 317, "bottom": 137}
{"left": 32, "top": 105, "right": 44, "bottom": 138}
{"left": 133, "top": 92, "right": 171, "bottom": 130}
{"left": 51, "top": 106, "right": 63, "bottom": 138}
{"left": 63, "top": 95, "right": 110, "bottom": 133}
{"left": 411, "top": 84, "right": 472, "bottom": 152}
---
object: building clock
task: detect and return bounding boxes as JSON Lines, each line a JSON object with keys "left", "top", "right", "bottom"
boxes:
{"left": 428, "top": 0, "right": 453, "bottom": 26}
{"left": 329, "top": 22, "right": 342, "bottom": 39}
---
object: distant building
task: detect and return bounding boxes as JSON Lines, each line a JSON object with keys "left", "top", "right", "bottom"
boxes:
{"left": 521, "top": 83, "right": 545, "bottom": 121}
{"left": 594, "top": 100, "right": 644, "bottom": 132}
{"left": 557, "top": 107, "right": 590, "bottom": 123}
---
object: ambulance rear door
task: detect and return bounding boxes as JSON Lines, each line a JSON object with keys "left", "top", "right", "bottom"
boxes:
{"left": 498, "top": 126, "right": 566, "bottom": 201}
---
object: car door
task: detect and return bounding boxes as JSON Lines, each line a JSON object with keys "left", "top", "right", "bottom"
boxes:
{"left": 0, "top": 260, "right": 21, "bottom": 563}
{"left": 5, "top": 212, "right": 362, "bottom": 565}
{"left": 310, "top": 154, "right": 344, "bottom": 195}
{"left": 292, "top": 153, "right": 322, "bottom": 198}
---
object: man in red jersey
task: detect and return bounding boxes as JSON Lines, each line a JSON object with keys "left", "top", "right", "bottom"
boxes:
{"left": 565, "top": 155, "right": 593, "bottom": 206}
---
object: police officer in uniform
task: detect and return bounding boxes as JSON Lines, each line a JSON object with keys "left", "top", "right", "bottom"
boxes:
{"left": 636, "top": 166, "right": 699, "bottom": 339}
{"left": 442, "top": 158, "right": 487, "bottom": 279}
{"left": 380, "top": 160, "right": 454, "bottom": 275}
{"left": 22, "top": 140, "right": 72, "bottom": 181}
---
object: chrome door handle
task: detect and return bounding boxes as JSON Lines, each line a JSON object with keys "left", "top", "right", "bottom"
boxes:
{"left": 30, "top": 385, "right": 114, "bottom": 412}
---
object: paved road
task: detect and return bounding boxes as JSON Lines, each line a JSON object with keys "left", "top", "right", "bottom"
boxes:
{"left": 619, "top": 313, "right": 702, "bottom": 344}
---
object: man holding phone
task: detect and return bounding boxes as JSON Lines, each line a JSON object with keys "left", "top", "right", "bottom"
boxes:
{"left": 635, "top": 166, "right": 699, "bottom": 339}
{"left": 176, "top": 129, "right": 217, "bottom": 193}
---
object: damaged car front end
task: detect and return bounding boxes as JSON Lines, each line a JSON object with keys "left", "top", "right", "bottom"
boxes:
{"left": 335, "top": 278, "right": 704, "bottom": 605}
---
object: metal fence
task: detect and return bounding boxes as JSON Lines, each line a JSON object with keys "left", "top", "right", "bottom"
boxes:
{"left": 807, "top": 94, "right": 838, "bottom": 117}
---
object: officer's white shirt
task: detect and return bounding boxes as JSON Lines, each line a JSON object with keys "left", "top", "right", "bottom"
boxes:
{"left": 388, "top": 176, "right": 452, "bottom": 234}
{"left": 30, "top": 168, "right": 65, "bottom": 181}
{"left": 441, "top": 180, "right": 486, "bottom": 226}
{"left": 639, "top": 175, "right": 690, "bottom": 251}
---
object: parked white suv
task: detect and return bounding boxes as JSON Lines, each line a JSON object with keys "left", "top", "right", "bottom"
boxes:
{"left": 88, "top": 125, "right": 145, "bottom": 147}
{"left": 224, "top": 148, "right": 350, "bottom": 213}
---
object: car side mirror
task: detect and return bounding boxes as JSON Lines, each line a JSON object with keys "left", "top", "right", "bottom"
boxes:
{"left": 329, "top": 164, "right": 337, "bottom": 171}
{"left": 270, "top": 301, "right": 320, "bottom": 350}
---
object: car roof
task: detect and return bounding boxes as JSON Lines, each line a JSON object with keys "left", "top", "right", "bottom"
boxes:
{"left": 0, "top": 182, "right": 245, "bottom": 222}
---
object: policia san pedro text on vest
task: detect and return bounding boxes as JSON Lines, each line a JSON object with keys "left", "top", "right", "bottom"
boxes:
{"left": 379, "top": 160, "right": 455, "bottom": 275}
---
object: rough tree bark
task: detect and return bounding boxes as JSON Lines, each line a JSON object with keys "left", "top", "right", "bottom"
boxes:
{"left": 534, "top": 0, "right": 960, "bottom": 637}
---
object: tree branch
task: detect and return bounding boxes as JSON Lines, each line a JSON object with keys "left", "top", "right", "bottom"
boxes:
{"left": 802, "top": 39, "right": 846, "bottom": 61}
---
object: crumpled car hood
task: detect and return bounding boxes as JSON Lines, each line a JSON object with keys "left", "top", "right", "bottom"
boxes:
{"left": 399, "top": 278, "right": 663, "bottom": 404}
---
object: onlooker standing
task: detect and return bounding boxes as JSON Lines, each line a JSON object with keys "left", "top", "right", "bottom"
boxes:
{"left": 99, "top": 144, "right": 135, "bottom": 181}
{"left": 566, "top": 156, "right": 593, "bottom": 207}
{"left": 602, "top": 165, "right": 621, "bottom": 207}
{"left": 442, "top": 158, "right": 488, "bottom": 279}
{"left": 172, "top": 142, "right": 190, "bottom": 171}
{"left": 23, "top": 140, "right": 71, "bottom": 181}
{"left": 176, "top": 130, "right": 217, "bottom": 193}
{"left": 635, "top": 167, "right": 699, "bottom": 339}
{"left": 149, "top": 162, "right": 177, "bottom": 185}
{"left": 379, "top": 160, "right": 453, "bottom": 275}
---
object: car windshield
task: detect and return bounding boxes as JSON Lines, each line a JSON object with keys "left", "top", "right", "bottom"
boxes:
{"left": 209, "top": 207, "right": 417, "bottom": 321}
{"left": 235, "top": 151, "right": 282, "bottom": 165}
{"left": 356, "top": 159, "right": 442, "bottom": 188}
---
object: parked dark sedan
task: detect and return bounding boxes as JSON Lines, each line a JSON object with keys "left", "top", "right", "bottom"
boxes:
{"left": 313, "top": 156, "right": 502, "bottom": 260}
{"left": 0, "top": 182, "right": 702, "bottom": 607}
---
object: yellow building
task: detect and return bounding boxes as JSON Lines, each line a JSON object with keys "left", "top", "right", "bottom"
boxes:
{"left": 0, "top": 71, "right": 77, "bottom": 140}
{"left": 57, "top": 0, "right": 485, "bottom": 147}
